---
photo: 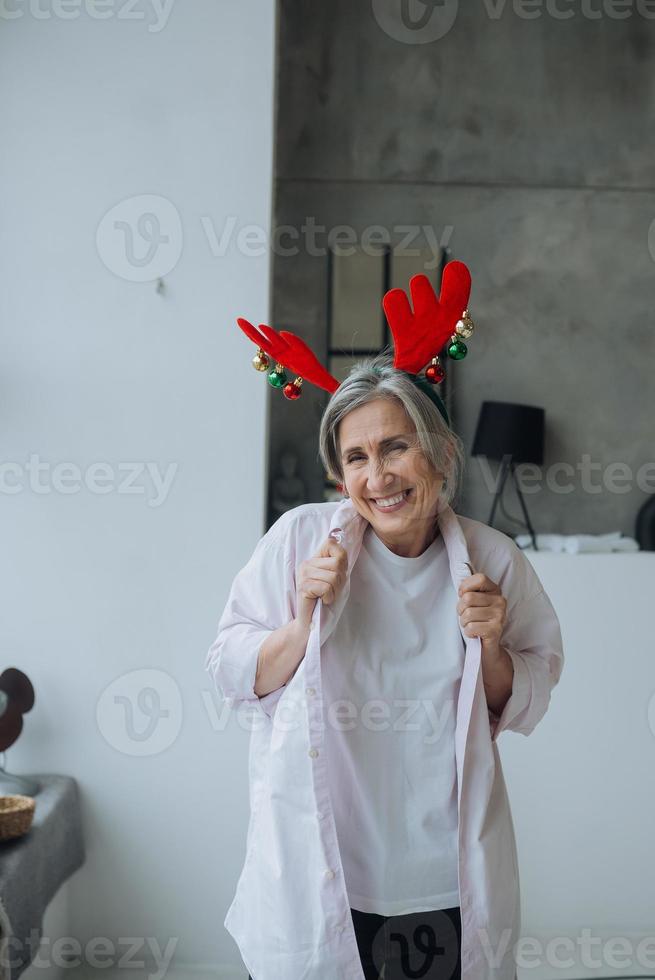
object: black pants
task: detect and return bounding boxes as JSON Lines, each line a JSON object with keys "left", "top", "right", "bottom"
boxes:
{"left": 248, "top": 904, "right": 461, "bottom": 979}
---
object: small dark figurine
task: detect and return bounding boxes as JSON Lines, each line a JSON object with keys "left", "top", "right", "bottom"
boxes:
{"left": 636, "top": 495, "right": 655, "bottom": 551}
{"left": 0, "top": 668, "right": 38, "bottom": 797}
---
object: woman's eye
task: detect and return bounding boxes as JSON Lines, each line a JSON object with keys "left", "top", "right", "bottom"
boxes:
{"left": 347, "top": 444, "right": 406, "bottom": 463}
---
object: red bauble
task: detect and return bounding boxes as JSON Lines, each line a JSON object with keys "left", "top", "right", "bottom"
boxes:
{"left": 425, "top": 361, "right": 445, "bottom": 384}
{"left": 283, "top": 380, "right": 302, "bottom": 400}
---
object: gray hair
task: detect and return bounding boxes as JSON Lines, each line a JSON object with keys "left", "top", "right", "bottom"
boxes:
{"left": 318, "top": 350, "right": 466, "bottom": 510}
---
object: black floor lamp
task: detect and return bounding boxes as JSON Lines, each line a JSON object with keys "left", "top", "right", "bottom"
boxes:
{"left": 471, "top": 401, "right": 545, "bottom": 550}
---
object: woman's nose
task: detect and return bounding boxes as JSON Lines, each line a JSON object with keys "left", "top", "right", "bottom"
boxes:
{"left": 366, "top": 462, "right": 394, "bottom": 491}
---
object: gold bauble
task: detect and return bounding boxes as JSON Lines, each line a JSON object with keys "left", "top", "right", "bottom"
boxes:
{"left": 455, "top": 311, "right": 475, "bottom": 339}
{"left": 252, "top": 349, "right": 270, "bottom": 371}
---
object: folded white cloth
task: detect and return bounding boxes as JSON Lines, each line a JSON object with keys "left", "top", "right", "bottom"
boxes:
{"left": 514, "top": 531, "right": 640, "bottom": 553}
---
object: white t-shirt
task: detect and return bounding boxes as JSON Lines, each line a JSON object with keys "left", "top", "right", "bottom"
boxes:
{"left": 321, "top": 522, "right": 465, "bottom": 916}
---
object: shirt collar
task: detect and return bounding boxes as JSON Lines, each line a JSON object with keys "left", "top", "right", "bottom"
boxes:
{"left": 327, "top": 497, "right": 476, "bottom": 593}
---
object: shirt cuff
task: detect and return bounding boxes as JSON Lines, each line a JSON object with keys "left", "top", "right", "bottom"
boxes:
{"left": 489, "top": 648, "right": 531, "bottom": 742}
{"left": 207, "top": 627, "right": 285, "bottom": 720}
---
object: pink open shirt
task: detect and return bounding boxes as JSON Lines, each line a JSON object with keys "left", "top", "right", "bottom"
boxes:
{"left": 205, "top": 498, "right": 564, "bottom": 980}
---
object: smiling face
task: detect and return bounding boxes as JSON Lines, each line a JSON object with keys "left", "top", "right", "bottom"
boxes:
{"left": 338, "top": 397, "right": 445, "bottom": 558}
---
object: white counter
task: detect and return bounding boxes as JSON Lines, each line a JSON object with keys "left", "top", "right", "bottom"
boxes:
{"left": 501, "top": 551, "right": 655, "bottom": 979}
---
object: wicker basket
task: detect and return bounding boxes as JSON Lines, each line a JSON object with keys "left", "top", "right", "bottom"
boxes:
{"left": 0, "top": 795, "right": 35, "bottom": 841}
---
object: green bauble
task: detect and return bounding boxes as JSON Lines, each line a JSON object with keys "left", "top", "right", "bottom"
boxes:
{"left": 447, "top": 338, "right": 468, "bottom": 360}
{"left": 268, "top": 368, "right": 287, "bottom": 387}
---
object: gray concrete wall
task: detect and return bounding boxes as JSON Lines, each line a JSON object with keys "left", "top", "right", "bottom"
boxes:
{"left": 270, "top": 0, "right": 655, "bottom": 537}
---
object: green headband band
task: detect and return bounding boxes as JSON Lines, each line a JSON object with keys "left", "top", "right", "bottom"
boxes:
{"left": 371, "top": 366, "right": 450, "bottom": 428}
{"left": 404, "top": 372, "right": 450, "bottom": 427}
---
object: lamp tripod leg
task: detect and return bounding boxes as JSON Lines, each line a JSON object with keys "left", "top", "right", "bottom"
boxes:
{"left": 510, "top": 462, "right": 538, "bottom": 550}
{"left": 489, "top": 456, "right": 511, "bottom": 528}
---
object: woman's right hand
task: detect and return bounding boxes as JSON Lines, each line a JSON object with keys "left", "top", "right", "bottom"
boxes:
{"left": 296, "top": 530, "right": 349, "bottom": 631}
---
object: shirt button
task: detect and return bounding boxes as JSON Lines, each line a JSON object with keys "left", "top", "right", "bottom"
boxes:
{"left": 308, "top": 748, "right": 319, "bottom": 758}
{"left": 305, "top": 687, "right": 316, "bottom": 697}
{"left": 324, "top": 869, "right": 336, "bottom": 879}
{"left": 316, "top": 811, "right": 326, "bottom": 820}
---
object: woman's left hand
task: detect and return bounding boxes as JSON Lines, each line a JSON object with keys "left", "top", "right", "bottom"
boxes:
{"left": 457, "top": 573, "right": 507, "bottom": 655}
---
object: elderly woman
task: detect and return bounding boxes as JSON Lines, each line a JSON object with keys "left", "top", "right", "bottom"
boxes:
{"left": 206, "top": 347, "right": 564, "bottom": 980}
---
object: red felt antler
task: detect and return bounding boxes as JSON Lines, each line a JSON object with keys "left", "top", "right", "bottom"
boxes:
{"left": 382, "top": 260, "right": 472, "bottom": 374}
{"left": 237, "top": 318, "right": 340, "bottom": 394}
{"left": 277, "top": 330, "right": 340, "bottom": 393}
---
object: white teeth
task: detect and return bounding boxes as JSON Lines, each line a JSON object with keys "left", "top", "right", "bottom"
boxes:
{"left": 375, "top": 491, "right": 406, "bottom": 507}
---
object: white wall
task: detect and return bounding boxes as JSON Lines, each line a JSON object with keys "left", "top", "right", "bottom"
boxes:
{"left": 0, "top": 1, "right": 276, "bottom": 975}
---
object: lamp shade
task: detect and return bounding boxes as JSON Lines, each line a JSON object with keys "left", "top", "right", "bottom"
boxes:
{"left": 471, "top": 401, "right": 545, "bottom": 465}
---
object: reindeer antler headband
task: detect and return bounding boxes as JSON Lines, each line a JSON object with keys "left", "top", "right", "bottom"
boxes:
{"left": 237, "top": 260, "right": 475, "bottom": 427}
